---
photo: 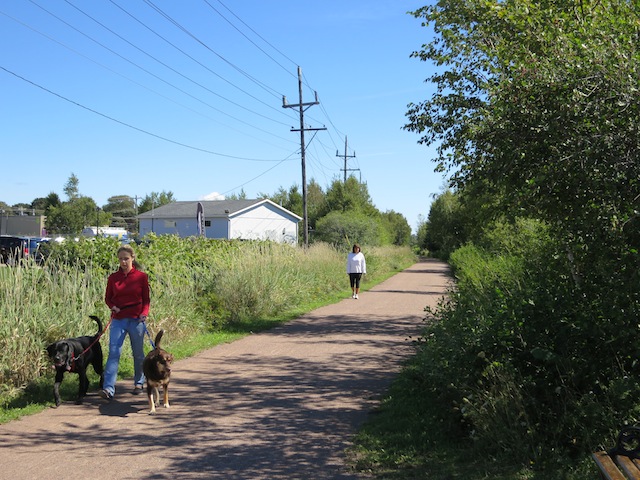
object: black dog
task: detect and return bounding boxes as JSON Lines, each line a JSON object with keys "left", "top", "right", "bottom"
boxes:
{"left": 142, "top": 329, "right": 174, "bottom": 414}
{"left": 46, "top": 315, "right": 104, "bottom": 407}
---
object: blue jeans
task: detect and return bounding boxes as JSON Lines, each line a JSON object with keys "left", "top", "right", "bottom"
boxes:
{"left": 103, "top": 318, "right": 147, "bottom": 395}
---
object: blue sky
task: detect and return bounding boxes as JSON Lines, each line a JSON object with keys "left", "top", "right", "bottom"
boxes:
{"left": 0, "top": 1, "right": 443, "bottom": 232}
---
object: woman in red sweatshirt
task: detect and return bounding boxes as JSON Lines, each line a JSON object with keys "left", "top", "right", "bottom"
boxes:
{"left": 100, "top": 244, "right": 150, "bottom": 399}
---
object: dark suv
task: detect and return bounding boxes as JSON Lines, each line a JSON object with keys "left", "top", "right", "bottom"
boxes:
{"left": 0, "top": 236, "right": 44, "bottom": 265}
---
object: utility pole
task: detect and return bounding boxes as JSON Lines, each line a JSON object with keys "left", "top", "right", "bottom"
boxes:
{"left": 337, "top": 136, "right": 358, "bottom": 183}
{"left": 133, "top": 195, "right": 141, "bottom": 234}
{"left": 283, "top": 66, "right": 326, "bottom": 247}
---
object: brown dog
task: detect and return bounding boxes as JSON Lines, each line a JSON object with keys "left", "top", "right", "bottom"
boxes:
{"left": 142, "top": 329, "right": 174, "bottom": 414}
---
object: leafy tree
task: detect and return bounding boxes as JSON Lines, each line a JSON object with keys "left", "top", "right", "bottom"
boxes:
{"left": 320, "top": 177, "right": 376, "bottom": 217}
{"left": 63, "top": 173, "right": 80, "bottom": 201}
{"left": 315, "top": 210, "right": 382, "bottom": 247}
{"left": 103, "top": 195, "right": 137, "bottom": 230}
{"left": 406, "top": 0, "right": 640, "bottom": 263}
{"left": 40, "top": 176, "right": 111, "bottom": 234}
{"left": 422, "top": 190, "right": 466, "bottom": 259}
{"left": 415, "top": 214, "right": 428, "bottom": 253}
{"left": 405, "top": 0, "right": 640, "bottom": 466}
{"left": 103, "top": 195, "right": 135, "bottom": 214}
{"left": 225, "top": 189, "right": 247, "bottom": 201}
{"left": 266, "top": 177, "right": 406, "bottom": 247}
{"left": 380, "top": 210, "right": 412, "bottom": 246}
{"left": 306, "top": 179, "right": 325, "bottom": 229}
{"left": 138, "top": 191, "right": 176, "bottom": 214}
{"left": 46, "top": 197, "right": 105, "bottom": 234}
{"left": 268, "top": 185, "right": 302, "bottom": 216}
{"left": 31, "top": 192, "right": 61, "bottom": 214}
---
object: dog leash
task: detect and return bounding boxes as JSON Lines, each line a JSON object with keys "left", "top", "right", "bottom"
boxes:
{"left": 67, "top": 313, "right": 152, "bottom": 371}
{"left": 110, "top": 304, "right": 156, "bottom": 349}
{"left": 142, "top": 322, "right": 156, "bottom": 349}
{"left": 68, "top": 317, "right": 113, "bottom": 372}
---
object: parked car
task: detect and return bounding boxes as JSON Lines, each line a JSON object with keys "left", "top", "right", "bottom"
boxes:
{"left": 0, "top": 235, "right": 46, "bottom": 265}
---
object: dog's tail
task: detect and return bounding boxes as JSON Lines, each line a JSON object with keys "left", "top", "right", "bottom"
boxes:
{"left": 154, "top": 329, "right": 164, "bottom": 349}
{"left": 89, "top": 315, "right": 103, "bottom": 335}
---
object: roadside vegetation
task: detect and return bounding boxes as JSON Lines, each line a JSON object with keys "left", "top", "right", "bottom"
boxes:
{"left": 0, "top": 236, "right": 415, "bottom": 423}
{"left": 349, "top": 1, "right": 640, "bottom": 478}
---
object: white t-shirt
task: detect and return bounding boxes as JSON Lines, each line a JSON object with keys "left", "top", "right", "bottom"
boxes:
{"left": 346, "top": 252, "right": 366, "bottom": 274}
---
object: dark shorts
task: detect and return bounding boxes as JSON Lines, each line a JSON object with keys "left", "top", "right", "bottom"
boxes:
{"left": 349, "top": 273, "right": 363, "bottom": 288}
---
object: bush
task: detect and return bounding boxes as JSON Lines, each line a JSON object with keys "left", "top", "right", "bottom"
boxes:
{"left": 314, "top": 211, "right": 384, "bottom": 246}
{"left": 413, "top": 218, "right": 640, "bottom": 471}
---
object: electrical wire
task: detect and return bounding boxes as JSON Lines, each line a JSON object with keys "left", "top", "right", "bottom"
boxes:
{"left": 0, "top": 65, "right": 288, "bottom": 162}
{"left": 142, "top": 0, "right": 283, "bottom": 101}
{"left": 204, "top": 0, "right": 297, "bottom": 77}
{"left": 221, "top": 151, "right": 298, "bottom": 196}
{"left": 3, "top": 0, "right": 360, "bottom": 199}
{"left": 23, "top": 0, "right": 296, "bottom": 145}
{"left": 0, "top": 9, "right": 297, "bottom": 151}
{"left": 106, "top": 0, "right": 298, "bottom": 125}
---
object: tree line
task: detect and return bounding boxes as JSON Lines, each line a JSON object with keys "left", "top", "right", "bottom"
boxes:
{"left": 405, "top": 0, "right": 640, "bottom": 475}
{"left": 0, "top": 173, "right": 411, "bottom": 246}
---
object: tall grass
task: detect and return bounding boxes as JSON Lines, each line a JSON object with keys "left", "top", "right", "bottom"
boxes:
{"left": 0, "top": 236, "right": 415, "bottom": 408}
{"left": 0, "top": 263, "right": 105, "bottom": 390}
{"left": 211, "top": 243, "right": 345, "bottom": 321}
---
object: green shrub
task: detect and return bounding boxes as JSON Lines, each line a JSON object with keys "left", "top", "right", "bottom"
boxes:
{"left": 412, "top": 217, "right": 640, "bottom": 472}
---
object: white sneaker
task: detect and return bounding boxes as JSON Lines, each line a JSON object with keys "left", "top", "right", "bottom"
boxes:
{"left": 355, "top": 294, "right": 359, "bottom": 299}
{"left": 352, "top": 294, "right": 356, "bottom": 299}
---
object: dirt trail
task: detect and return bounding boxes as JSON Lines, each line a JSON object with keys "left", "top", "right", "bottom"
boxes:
{"left": 0, "top": 259, "right": 450, "bottom": 480}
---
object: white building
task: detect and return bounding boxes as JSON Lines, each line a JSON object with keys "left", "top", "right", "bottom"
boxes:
{"left": 82, "top": 226, "right": 129, "bottom": 239}
{"left": 137, "top": 199, "right": 301, "bottom": 244}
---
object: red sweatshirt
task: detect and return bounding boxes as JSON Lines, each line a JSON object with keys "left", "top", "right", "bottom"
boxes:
{"left": 105, "top": 267, "right": 150, "bottom": 319}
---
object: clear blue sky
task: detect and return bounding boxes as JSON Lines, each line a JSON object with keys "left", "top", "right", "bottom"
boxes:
{"left": 0, "top": 1, "right": 443, "bottom": 233}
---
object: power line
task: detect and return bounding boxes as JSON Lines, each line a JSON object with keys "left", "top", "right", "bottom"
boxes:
{"left": 23, "top": 0, "right": 296, "bottom": 143}
{"left": 204, "top": 0, "right": 298, "bottom": 76}
{"left": 221, "top": 151, "right": 298, "bottom": 197}
{"left": 142, "top": 0, "right": 283, "bottom": 100}
{"left": 62, "top": 0, "right": 293, "bottom": 128}
{"left": 1, "top": 8, "right": 299, "bottom": 151}
{"left": 107, "top": 0, "right": 296, "bottom": 123}
{"left": 0, "top": 65, "right": 286, "bottom": 162}
{"left": 337, "top": 136, "right": 358, "bottom": 182}
{"left": 3, "top": 1, "right": 359, "bottom": 201}
{"left": 283, "top": 66, "right": 326, "bottom": 247}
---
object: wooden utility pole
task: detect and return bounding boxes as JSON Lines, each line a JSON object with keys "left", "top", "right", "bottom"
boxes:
{"left": 283, "top": 66, "right": 326, "bottom": 247}
{"left": 336, "top": 136, "right": 357, "bottom": 183}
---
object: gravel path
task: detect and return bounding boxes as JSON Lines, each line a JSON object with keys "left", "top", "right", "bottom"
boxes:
{"left": 0, "top": 259, "right": 450, "bottom": 480}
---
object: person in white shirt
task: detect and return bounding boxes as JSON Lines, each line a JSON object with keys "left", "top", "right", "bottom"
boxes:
{"left": 346, "top": 243, "right": 366, "bottom": 299}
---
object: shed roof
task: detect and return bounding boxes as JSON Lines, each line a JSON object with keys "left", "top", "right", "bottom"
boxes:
{"left": 137, "top": 199, "right": 301, "bottom": 221}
